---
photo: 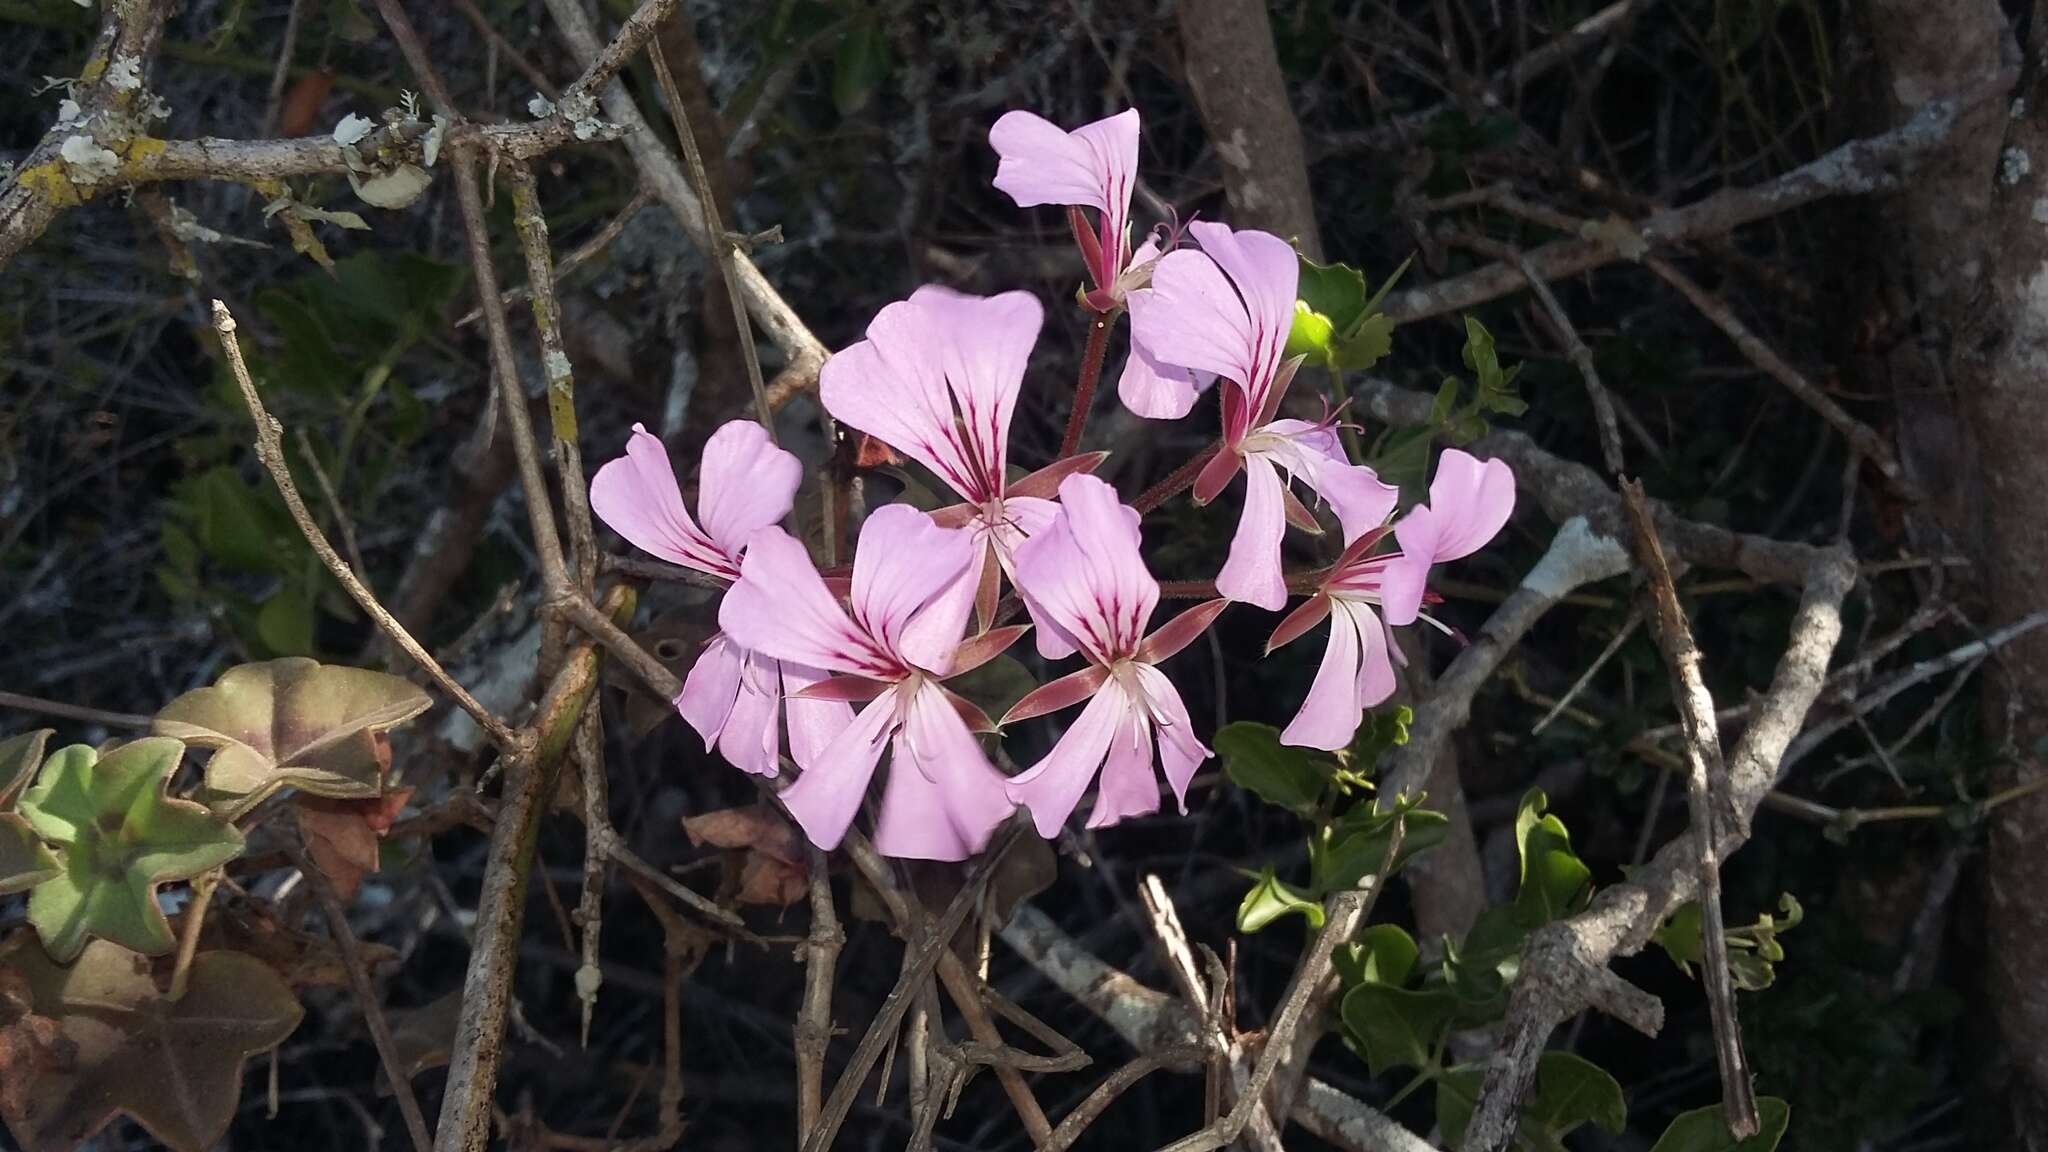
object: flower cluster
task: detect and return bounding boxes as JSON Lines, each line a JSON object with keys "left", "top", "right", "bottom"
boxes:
{"left": 590, "top": 107, "right": 1515, "bottom": 860}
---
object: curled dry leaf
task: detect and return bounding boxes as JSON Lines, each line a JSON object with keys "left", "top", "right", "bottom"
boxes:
{"left": 0, "top": 936, "right": 303, "bottom": 1152}
{"left": 683, "top": 804, "right": 808, "bottom": 907}
{"left": 296, "top": 787, "right": 413, "bottom": 902}
{"left": 18, "top": 739, "right": 244, "bottom": 962}
{"left": 153, "top": 658, "right": 431, "bottom": 810}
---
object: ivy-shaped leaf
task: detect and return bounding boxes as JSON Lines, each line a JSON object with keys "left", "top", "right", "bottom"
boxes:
{"left": 18, "top": 739, "right": 244, "bottom": 962}
{"left": 1649, "top": 1098, "right": 1791, "bottom": 1152}
{"left": 1435, "top": 1051, "right": 1627, "bottom": 1149}
{"left": 1658, "top": 893, "right": 1803, "bottom": 992}
{"left": 153, "top": 658, "right": 431, "bottom": 809}
{"left": 1216, "top": 722, "right": 1329, "bottom": 815}
{"left": 1513, "top": 788, "right": 1590, "bottom": 927}
{"left": 0, "top": 937, "right": 302, "bottom": 1152}
{"left": 1287, "top": 253, "right": 1406, "bottom": 373}
{"left": 1237, "top": 865, "right": 1325, "bottom": 933}
{"left": 0, "top": 816, "right": 60, "bottom": 895}
{"left": 1313, "top": 803, "right": 1448, "bottom": 894}
{"left": 1334, "top": 923, "right": 1419, "bottom": 990}
{"left": 1443, "top": 903, "right": 1525, "bottom": 1019}
{"left": 0, "top": 729, "right": 53, "bottom": 807}
{"left": 1339, "top": 983, "right": 1457, "bottom": 1076}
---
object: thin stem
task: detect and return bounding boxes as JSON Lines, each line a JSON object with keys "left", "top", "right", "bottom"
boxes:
{"left": 0, "top": 690, "right": 153, "bottom": 730}
{"left": 292, "top": 835, "right": 436, "bottom": 1152}
{"left": 796, "top": 847, "right": 843, "bottom": 1141}
{"left": 647, "top": 38, "right": 776, "bottom": 438}
{"left": 209, "top": 301, "right": 522, "bottom": 755}
{"left": 1062, "top": 311, "right": 1113, "bottom": 458}
{"left": 1134, "top": 440, "right": 1223, "bottom": 514}
{"left": 167, "top": 868, "right": 220, "bottom": 1001}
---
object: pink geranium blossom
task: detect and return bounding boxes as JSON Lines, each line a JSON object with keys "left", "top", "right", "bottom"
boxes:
{"left": 720, "top": 504, "right": 1022, "bottom": 859}
{"left": 589, "top": 421, "right": 851, "bottom": 776}
{"left": 1128, "top": 221, "right": 1401, "bottom": 610}
{"left": 1001, "top": 473, "right": 1224, "bottom": 836}
{"left": 822, "top": 285, "right": 1100, "bottom": 629}
{"left": 1269, "top": 450, "right": 1515, "bottom": 749}
{"left": 986, "top": 107, "right": 1206, "bottom": 421}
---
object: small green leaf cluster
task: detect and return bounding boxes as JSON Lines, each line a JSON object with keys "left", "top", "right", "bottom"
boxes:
{"left": 1372, "top": 316, "right": 1529, "bottom": 491}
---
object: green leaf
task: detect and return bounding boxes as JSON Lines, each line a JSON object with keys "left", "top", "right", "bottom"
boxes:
{"left": 254, "top": 583, "right": 317, "bottom": 657}
{"left": 1335, "top": 923, "right": 1419, "bottom": 990}
{"left": 1296, "top": 254, "right": 1369, "bottom": 336}
{"left": 1314, "top": 805, "right": 1448, "bottom": 893}
{"left": 832, "top": 19, "right": 889, "bottom": 117}
{"left": 153, "top": 658, "right": 431, "bottom": 808}
{"left": 1527, "top": 1050, "right": 1627, "bottom": 1138}
{"left": 0, "top": 813, "right": 61, "bottom": 894}
{"left": 1443, "top": 903, "right": 1525, "bottom": 1017}
{"left": 1331, "top": 312, "right": 1395, "bottom": 372}
{"left": 1436, "top": 1064, "right": 1484, "bottom": 1148}
{"left": 1290, "top": 254, "right": 1400, "bottom": 371}
{"left": 1649, "top": 1098, "right": 1791, "bottom": 1152}
{"left": 18, "top": 739, "right": 245, "bottom": 961}
{"left": 1349, "top": 704, "right": 1413, "bottom": 773}
{"left": 0, "top": 937, "right": 303, "bottom": 1152}
{"left": 1285, "top": 300, "right": 1338, "bottom": 362}
{"left": 1339, "top": 983, "right": 1456, "bottom": 1076}
{"left": 1216, "top": 722, "right": 1328, "bottom": 814}
{"left": 1656, "top": 901, "right": 1705, "bottom": 974}
{"left": 1237, "top": 865, "right": 1325, "bottom": 933}
{"left": 0, "top": 729, "right": 53, "bottom": 807}
{"left": 174, "top": 466, "right": 289, "bottom": 575}
{"left": 1513, "top": 789, "right": 1590, "bottom": 927}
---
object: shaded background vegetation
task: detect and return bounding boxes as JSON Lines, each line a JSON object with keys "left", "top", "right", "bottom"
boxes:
{"left": 0, "top": 0, "right": 2026, "bottom": 1148}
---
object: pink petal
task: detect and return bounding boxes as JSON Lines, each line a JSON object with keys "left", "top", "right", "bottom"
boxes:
{"left": 1116, "top": 324, "right": 1212, "bottom": 420}
{"left": 849, "top": 504, "right": 977, "bottom": 673}
{"left": 1281, "top": 600, "right": 1364, "bottom": 751}
{"left": 1259, "top": 420, "right": 1400, "bottom": 544}
{"left": 675, "top": 632, "right": 743, "bottom": 753}
{"left": 907, "top": 286, "right": 1042, "bottom": 487}
{"left": 872, "top": 683, "right": 1014, "bottom": 860}
{"left": 695, "top": 419, "right": 803, "bottom": 558}
{"left": 1216, "top": 453, "right": 1290, "bottom": 611}
{"left": 1131, "top": 662, "right": 1207, "bottom": 810}
{"left": 1007, "top": 683, "right": 1129, "bottom": 838}
{"left": 716, "top": 649, "right": 783, "bottom": 777}
{"left": 780, "top": 686, "right": 902, "bottom": 851}
{"left": 1129, "top": 251, "right": 1264, "bottom": 391}
{"left": 1011, "top": 473, "right": 1158, "bottom": 663}
{"left": 1087, "top": 704, "right": 1161, "bottom": 829}
{"left": 1185, "top": 222, "right": 1298, "bottom": 418}
{"left": 821, "top": 305, "right": 980, "bottom": 502}
{"left": 990, "top": 108, "right": 1137, "bottom": 223}
{"left": 986, "top": 495, "right": 1060, "bottom": 566}
{"left": 1353, "top": 601, "right": 1398, "bottom": 709}
{"left": 1403, "top": 449, "right": 1517, "bottom": 564}
{"left": 1377, "top": 550, "right": 1433, "bottom": 628}
{"left": 720, "top": 526, "right": 897, "bottom": 679}
{"left": 781, "top": 661, "right": 856, "bottom": 773}
{"left": 589, "top": 423, "right": 732, "bottom": 577}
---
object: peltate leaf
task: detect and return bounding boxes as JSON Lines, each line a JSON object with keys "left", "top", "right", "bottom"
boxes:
{"left": 1334, "top": 923, "right": 1419, "bottom": 990}
{"left": 1216, "top": 722, "right": 1328, "bottom": 815}
{"left": 153, "top": 658, "right": 431, "bottom": 807}
{"left": 1237, "top": 865, "right": 1325, "bottom": 933}
{"left": 1513, "top": 788, "right": 1590, "bottom": 927}
{"left": 0, "top": 816, "right": 60, "bottom": 895}
{"left": 0, "top": 729, "right": 53, "bottom": 807}
{"left": 1339, "top": 982, "right": 1456, "bottom": 1076}
{"left": 1649, "top": 1098, "right": 1792, "bottom": 1152}
{"left": 1526, "top": 1050, "right": 1627, "bottom": 1138}
{"left": 0, "top": 937, "right": 302, "bottom": 1152}
{"left": 18, "top": 739, "right": 244, "bottom": 961}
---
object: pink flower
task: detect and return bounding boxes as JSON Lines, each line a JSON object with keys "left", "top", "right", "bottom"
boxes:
{"left": 1128, "top": 221, "right": 1401, "bottom": 610}
{"left": 991, "top": 108, "right": 1147, "bottom": 309}
{"left": 720, "top": 504, "right": 1023, "bottom": 859}
{"left": 1001, "top": 474, "right": 1223, "bottom": 836}
{"left": 590, "top": 421, "right": 852, "bottom": 776}
{"left": 1269, "top": 450, "right": 1516, "bottom": 750}
{"left": 987, "top": 107, "right": 1207, "bottom": 422}
{"left": 822, "top": 285, "right": 1101, "bottom": 629}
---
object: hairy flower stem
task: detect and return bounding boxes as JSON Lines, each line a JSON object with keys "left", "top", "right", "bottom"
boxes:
{"left": 1061, "top": 310, "right": 1113, "bottom": 457}
{"left": 1134, "top": 440, "right": 1222, "bottom": 513}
